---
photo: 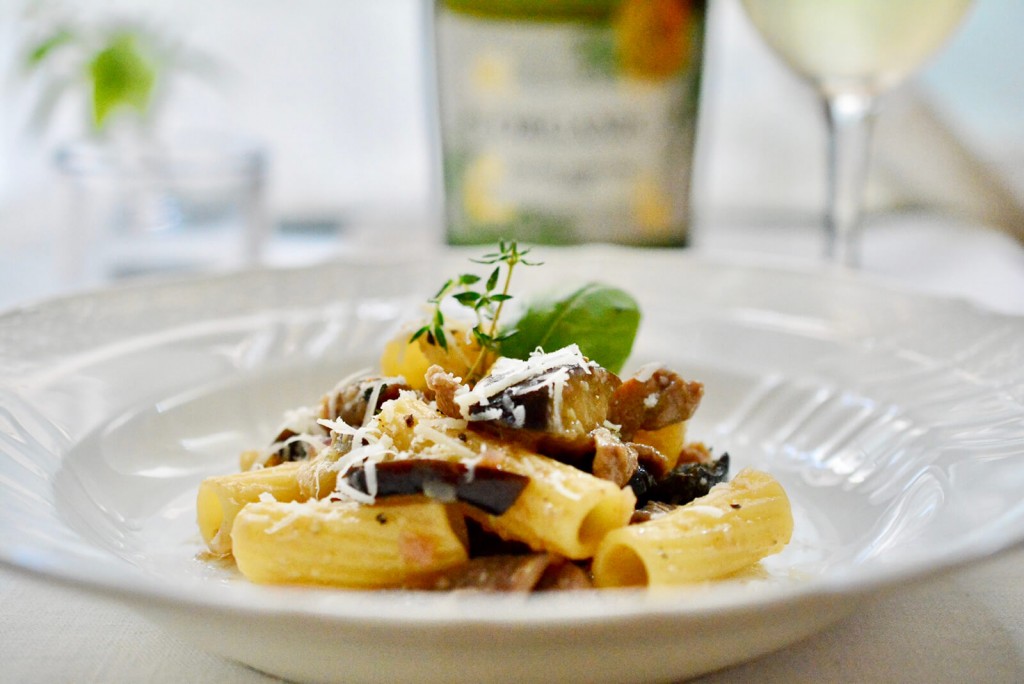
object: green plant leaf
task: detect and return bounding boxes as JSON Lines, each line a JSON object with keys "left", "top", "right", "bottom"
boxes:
{"left": 25, "top": 28, "right": 76, "bottom": 67}
{"left": 499, "top": 282, "right": 640, "bottom": 374}
{"left": 88, "top": 32, "right": 156, "bottom": 129}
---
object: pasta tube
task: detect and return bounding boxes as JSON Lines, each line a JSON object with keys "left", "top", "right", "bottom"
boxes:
{"left": 463, "top": 451, "right": 636, "bottom": 560}
{"left": 375, "top": 393, "right": 636, "bottom": 559}
{"left": 592, "top": 468, "right": 793, "bottom": 587}
{"left": 196, "top": 462, "right": 303, "bottom": 555}
{"left": 231, "top": 498, "right": 468, "bottom": 588}
{"left": 632, "top": 422, "right": 687, "bottom": 471}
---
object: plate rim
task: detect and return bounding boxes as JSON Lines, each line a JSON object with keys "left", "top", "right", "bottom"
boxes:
{"left": 2, "top": 247, "right": 1024, "bottom": 627}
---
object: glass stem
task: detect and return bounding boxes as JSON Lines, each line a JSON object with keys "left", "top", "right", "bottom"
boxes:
{"left": 823, "top": 92, "right": 877, "bottom": 267}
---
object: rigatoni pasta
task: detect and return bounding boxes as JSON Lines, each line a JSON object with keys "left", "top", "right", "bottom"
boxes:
{"left": 232, "top": 498, "right": 468, "bottom": 588}
{"left": 195, "top": 334, "right": 793, "bottom": 590}
{"left": 373, "top": 392, "right": 636, "bottom": 559}
{"left": 591, "top": 468, "right": 794, "bottom": 587}
{"left": 197, "top": 461, "right": 304, "bottom": 555}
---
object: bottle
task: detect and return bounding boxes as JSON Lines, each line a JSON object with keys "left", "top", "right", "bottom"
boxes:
{"left": 433, "top": 0, "right": 706, "bottom": 246}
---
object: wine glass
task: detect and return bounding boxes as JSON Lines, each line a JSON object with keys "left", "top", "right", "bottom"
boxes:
{"left": 739, "top": 0, "right": 974, "bottom": 267}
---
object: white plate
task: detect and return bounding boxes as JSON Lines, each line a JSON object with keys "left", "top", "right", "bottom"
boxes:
{"left": 2, "top": 246, "right": 1024, "bottom": 684}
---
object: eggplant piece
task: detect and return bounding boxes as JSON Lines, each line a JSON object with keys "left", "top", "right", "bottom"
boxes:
{"left": 266, "top": 433, "right": 318, "bottom": 465}
{"left": 320, "top": 375, "right": 410, "bottom": 427}
{"left": 343, "top": 459, "right": 529, "bottom": 515}
{"left": 627, "top": 462, "right": 658, "bottom": 505}
{"left": 457, "top": 350, "right": 621, "bottom": 455}
{"left": 628, "top": 453, "right": 730, "bottom": 507}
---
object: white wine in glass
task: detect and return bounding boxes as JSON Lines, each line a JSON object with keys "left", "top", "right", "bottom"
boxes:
{"left": 740, "top": 0, "right": 974, "bottom": 265}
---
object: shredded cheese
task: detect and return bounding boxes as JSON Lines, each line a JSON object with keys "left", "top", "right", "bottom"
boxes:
{"left": 414, "top": 422, "right": 479, "bottom": 460}
{"left": 454, "top": 345, "right": 595, "bottom": 432}
{"left": 455, "top": 345, "right": 591, "bottom": 417}
{"left": 278, "top": 405, "right": 323, "bottom": 437}
{"left": 256, "top": 432, "right": 328, "bottom": 469}
{"left": 362, "top": 379, "right": 385, "bottom": 427}
{"left": 317, "top": 416, "right": 399, "bottom": 504}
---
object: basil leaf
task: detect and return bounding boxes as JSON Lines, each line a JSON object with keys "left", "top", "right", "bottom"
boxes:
{"left": 500, "top": 282, "right": 640, "bottom": 374}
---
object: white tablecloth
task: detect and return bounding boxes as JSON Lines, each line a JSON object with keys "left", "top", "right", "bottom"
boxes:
{"left": 4, "top": 546, "right": 1021, "bottom": 683}
{"left": 2, "top": 212, "right": 1024, "bottom": 683}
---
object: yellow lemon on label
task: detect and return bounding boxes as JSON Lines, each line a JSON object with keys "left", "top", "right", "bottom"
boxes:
{"left": 463, "top": 154, "right": 516, "bottom": 224}
{"left": 632, "top": 173, "right": 673, "bottom": 235}
{"left": 471, "top": 52, "right": 515, "bottom": 95}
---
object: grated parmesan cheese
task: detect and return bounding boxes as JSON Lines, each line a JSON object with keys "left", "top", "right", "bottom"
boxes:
{"left": 317, "top": 415, "right": 399, "bottom": 505}
{"left": 454, "top": 345, "right": 596, "bottom": 432}
{"left": 264, "top": 500, "right": 307, "bottom": 534}
{"left": 278, "top": 405, "right": 323, "bottom": 437}
{"left": 413, "top": 422, "right": 479, "bottom": 460}
{"left": 454, "top": 344, "right": 593, "bottom": 419}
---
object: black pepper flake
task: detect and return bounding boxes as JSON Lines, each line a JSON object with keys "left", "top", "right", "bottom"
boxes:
{"left": 376, "top": 513, "right": 388, "bottom": 525}
{"left": 458, "top": 433, "right": 467, "bottom": 442}
{"left": 730, "top": 503, "right": 741, "bottom": 509}
{"left": 404, "top": 414, "right": 415, "bottom": 428}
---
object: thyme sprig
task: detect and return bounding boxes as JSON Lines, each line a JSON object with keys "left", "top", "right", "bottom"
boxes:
{"left": 411, "top": 240, "right": 541, "bottom": 383}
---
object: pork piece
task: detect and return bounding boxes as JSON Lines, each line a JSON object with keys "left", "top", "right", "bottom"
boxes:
{"left": 428, "top": 554, "right": 590, "bottom": 592}
{"left": 676, "top": 440, "right": 712, "bottom": 465}
{"left": 535, "top": 560, "right": 593, "bottom": 591}
{"left": 607, "top": 365, "right": 704, "bottom": 440}
{"left": 441, "top": 347, "right": 621, "bottom": 456}
{"left": 633, "top": 441, "right": 672, "bottom": 480}
{"left": 590, "top": 427, "right": 638, "bottom": 487}
{"left": 319, "top": 375, "right": 410, "bottom": 427}
{"left": 425, "top": 365, "right": 464, "bottom": 419}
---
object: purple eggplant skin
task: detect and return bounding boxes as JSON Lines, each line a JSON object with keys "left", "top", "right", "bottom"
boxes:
{"left": 344, "top": 459, "right": 529, "bottom": 516}
{"left": 628, "top": 453, "right": 730, "bottom": 508}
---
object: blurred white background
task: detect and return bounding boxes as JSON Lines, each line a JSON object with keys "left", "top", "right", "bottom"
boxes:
{"left": 1, "top": 0, "right": 1022, "bottom": 296}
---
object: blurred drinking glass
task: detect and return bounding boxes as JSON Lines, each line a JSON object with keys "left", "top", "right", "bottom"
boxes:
{"left": 55, "top": 134, "right": 267, "bottom": 286}
{"left": 739, "top": 0, "right": 974, "bottom": 266}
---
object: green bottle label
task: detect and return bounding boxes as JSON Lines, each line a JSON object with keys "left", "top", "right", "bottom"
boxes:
{"left": 436, "top": 0, "right": 705, "bottom": 246}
